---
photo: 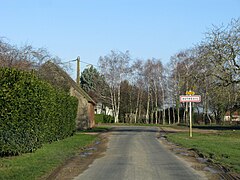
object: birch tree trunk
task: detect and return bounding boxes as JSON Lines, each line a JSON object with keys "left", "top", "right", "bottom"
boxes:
{"left": 176, "top": 72, "right": 181, "bottom": 124}
{"left": 110, "top": 87, "right": 115, "bottom": 118}
{"left": 134, "top": 89, "right": 140, "bottom": 123}
{"left": 138, "top": 90, "right": 143, "bottom": 123}
{"left": 154, "top": 81, "right": 158, "bottom": 124}
{"left": 145, "top": 85, "right": 150, "bottom": 124}
{"left": 161, "top": 85, "right": 166, "bottom": 125}
{"left": 172, "top": 97, "right": 176, "bottom": 124}
{"left": 168, "top": 106, "right": 171, "bottom": 124}
{"left": 114, "top": 85, "right": 121, "bottom": 123}
{"left": 166, "top": 81, "right": 171, "bottom": 124}
{"left": 150, "top": 93, "right": 154, "bottom": 124}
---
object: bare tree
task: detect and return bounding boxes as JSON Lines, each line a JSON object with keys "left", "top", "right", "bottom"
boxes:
{"left": 203, "top": 18, "right": 240, "bottom": 87}
{"left": 0, "top": 38, "right": 57, "bottom": 71}
{"left": 98, "top": 50, "right": 130, "bottom": 123}
{"left": 132, "top": 59, "right": 145, "bottom": 123}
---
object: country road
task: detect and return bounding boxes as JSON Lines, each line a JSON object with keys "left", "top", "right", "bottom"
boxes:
{"left": 74, "top": 126, "right": 206, "bottom": 180}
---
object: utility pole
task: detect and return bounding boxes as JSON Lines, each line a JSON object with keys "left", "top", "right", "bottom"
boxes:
{"left": 76, "top": 56, "right": 80, "bottom": 86}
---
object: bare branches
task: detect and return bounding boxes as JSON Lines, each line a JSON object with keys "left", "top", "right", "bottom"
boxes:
{"left": 98, "top": 50, "right": 131, "bottom": 123}
{"left": 0, "top": 38, "right": 54, "bottom": 70}
{"left": 168, "top": 18, "right": 240, "bottom": 124}
{"left": 202, "top": 18, "right": 240, "bottom": 86}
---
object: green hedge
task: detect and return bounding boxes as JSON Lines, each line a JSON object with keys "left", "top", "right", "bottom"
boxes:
{"left": 0, "top": 68, "right": 78, "bottom": 156}
{"left": 95, "top": 114, "right": 114, "bottom": 124}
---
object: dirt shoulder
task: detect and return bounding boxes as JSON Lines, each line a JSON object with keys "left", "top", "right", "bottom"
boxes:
{"left": 45, "top": 132, "right": 109, "bottom": 180}
{"left": 158, "top": 127, "right": 240, "bottom": 180}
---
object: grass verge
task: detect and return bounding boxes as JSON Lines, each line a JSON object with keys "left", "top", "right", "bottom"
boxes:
{"left": 166, "top": 130, "right": 240, "bottom": 173}
{"left": 0, "top": 133, "right": 97, "bottom": 180}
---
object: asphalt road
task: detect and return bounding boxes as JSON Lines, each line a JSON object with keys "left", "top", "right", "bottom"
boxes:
{"left": 74, "top": 126, "right": 205, "bottom": 180}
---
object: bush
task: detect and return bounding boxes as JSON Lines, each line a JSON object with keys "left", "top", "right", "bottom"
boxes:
{"left": 95, "top": 114, "right": 114, "bottom": 124}
{"left": 103, "top": 115, "right": 114, "bottom": 123}
{"left": 95, "top": 114, "right": 104, "bottom": 124}
{"left": 0, "top": 68, "right": 78, "bottom": 156}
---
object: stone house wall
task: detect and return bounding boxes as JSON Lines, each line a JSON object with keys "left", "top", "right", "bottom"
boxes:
{"left": 38, "top": 61, "right": 96, "bottom": 130}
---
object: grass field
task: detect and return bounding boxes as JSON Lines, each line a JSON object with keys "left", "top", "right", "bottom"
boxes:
{"left": 166, "top": 128, "right": 240, "bottom": 173}
{"left": 0, "top": 133, "right": 97, "bottom": 180}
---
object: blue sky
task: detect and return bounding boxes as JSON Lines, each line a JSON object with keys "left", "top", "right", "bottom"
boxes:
{"left": 1, "top": 0, "right": 240, "bottom": 78}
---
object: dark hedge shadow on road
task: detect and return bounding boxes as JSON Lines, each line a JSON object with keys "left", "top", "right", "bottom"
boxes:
{"left": 110, "top": 126, "right": 159, "bottom": 133}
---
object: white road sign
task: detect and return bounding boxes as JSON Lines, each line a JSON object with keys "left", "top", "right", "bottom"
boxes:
{"left": 180, "top": 95, "right": 201, "bottom": 102}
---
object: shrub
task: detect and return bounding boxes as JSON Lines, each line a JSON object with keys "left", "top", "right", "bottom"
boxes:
{"left": 95, "top": 114, "right": 114, "bottom": 124}
{"left": 103, "top": 115, "right": 114, "bottom": 123}
{"left": 95, "top": 114, "right": 104, "bottom": 124}
{"left": 0, "top": 68, "right": 78, "bottom": 156}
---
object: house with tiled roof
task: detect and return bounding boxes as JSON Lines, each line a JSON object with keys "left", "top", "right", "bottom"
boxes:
{"left": 38, "top": 61, "right": 96, "bottom": 129}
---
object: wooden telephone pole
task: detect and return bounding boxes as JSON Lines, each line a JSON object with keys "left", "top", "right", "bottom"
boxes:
{"left": 76, "top": 56, "right": 80, "bottom": 86}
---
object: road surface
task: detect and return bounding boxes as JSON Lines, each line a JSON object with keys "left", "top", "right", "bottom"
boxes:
{"left": 74, "top": 126, "right": 205, "bottom": 180}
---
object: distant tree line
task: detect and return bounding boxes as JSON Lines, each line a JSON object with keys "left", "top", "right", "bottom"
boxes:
{"left": 81, "top": 18, "right": 240, "bottom": 125}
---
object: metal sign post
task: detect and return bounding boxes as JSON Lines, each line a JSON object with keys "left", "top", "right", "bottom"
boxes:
{"left": 189, "top": 100, "right": 192, "bottom": 137}
{"left": 180, "top": 91, "right": 201, "bottom": 138}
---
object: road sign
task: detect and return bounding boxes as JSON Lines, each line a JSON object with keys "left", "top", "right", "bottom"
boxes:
{"left": 186, "top": 91, "right": 195, "bottom": 95}
{"left": 180, "top": 95, "right": 201, "bottom": 103}
{"left": 180, "top": 94, "right": 201, "bottom": 138}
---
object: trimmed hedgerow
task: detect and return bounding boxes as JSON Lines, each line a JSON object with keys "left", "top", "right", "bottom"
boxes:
{"left": 0, "top": 68, "right": 78, "bottom": 156}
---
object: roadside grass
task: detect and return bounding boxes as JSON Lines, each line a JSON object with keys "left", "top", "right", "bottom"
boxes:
{"left": 166, "top": 130, "right": 240, "bottom": 173}
{"left": 0, "top": 133, "right": 97, "bottom": 180}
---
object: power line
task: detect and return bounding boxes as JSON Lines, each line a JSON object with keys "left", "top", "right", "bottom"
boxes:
{"left": 80, "top": 60, "right": 99, "bottom": 68}
{"left": 57, "top": 59, "right": 77, "bottom": 64}
{"left": 58, "top": 58, "right": 99, "bottom": 68}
